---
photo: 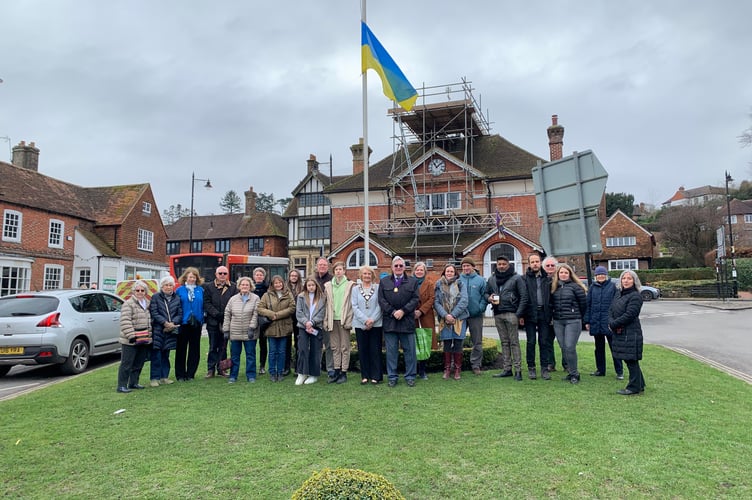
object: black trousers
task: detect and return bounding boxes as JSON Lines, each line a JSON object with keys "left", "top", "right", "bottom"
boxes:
{"left": 118, "top": 343, "right": 150, "bottom": 388}
{"left": 524, "top": 310, "right": 552, "bottom": 369}
{"left": 593, "top": 334, "right": 623, "bottom": 376}
{"left": 624, "top": 359, "right": 645, "bottom": 392}
{"left": 175, "top": 323, "right": 202, "bottom": 379}
{"left": 206, "top": 325, "right": 228, "bottom": 373}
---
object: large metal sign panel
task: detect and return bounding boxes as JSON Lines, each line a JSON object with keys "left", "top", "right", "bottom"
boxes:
{"left": 538, "top": 211, "right": 603, "bottom": 256}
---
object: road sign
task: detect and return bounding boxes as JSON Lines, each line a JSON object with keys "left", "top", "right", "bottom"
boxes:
{"left": 532, "top": 150, "right": 608, "bottom": 256}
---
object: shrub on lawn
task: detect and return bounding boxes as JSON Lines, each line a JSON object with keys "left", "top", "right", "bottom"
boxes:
{"left": 291, "top": 467, "right": 405, "bottom": 500}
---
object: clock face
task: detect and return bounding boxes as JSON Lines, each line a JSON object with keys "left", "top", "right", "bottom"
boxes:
{"left": 428, "top": 158, "right": 446, "bottom": 176}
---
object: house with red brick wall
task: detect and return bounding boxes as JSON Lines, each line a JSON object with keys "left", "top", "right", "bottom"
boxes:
{"left": 166, "top": 186, "right": 288, "bottom": 262}
{"left": 322, "top": 91, "right": 557, "bottom": 281}
{"left": 724, "top": 198, "right": 752, "bottom": 251}
{"left": 0, "top": 141, "right": 168, "bottom": 295}
{"left": 592, "top": 209, "right": 656, "bottom": 271}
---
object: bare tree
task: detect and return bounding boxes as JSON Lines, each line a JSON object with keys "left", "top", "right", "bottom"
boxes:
{"left": 162, "top": 204, "right": 192, "bottom": 225}
{"left": 655, "top": 204, "right": 722, "bottom": 267}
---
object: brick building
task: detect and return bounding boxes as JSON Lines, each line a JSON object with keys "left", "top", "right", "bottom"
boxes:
{"left": 0, "top": 141, "right": 168, "bottom": 295}
{"left": 166, "top": 186, "right": 288, "bottom": 259}
{"left": 592, "top": 209, "right": 656, "bottom": 271}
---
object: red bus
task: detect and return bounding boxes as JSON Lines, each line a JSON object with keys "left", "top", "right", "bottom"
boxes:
{"left": 169, "top": 253, "right": 290, "bottom": 284}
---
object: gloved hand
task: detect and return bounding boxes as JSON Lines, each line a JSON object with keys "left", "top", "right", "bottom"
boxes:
{"left": 223, "top": 331, "right": 229, "bottom": 340}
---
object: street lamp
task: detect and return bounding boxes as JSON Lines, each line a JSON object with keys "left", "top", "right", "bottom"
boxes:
{"left": 189, "top": 172, "right": 212, "bottom": 252}
{"left": 725, "top": 171, "right": 737, "bottom": 298}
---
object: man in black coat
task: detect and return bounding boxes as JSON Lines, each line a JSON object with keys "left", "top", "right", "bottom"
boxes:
{"left": 377, "top": 256, "right": 420, "bottom": 387}
{"left": 520, "top": 252, "right": 553, "bottom": 380}
{"left": 203, "top": 266, "right": 237, "bottom": 377}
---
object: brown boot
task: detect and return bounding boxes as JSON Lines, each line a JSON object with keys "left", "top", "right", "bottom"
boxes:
{"left": 453, "top": 352, "right": 463, "bottom": 380}
{"left": 443, "top": 352, "right": 452, "bottom": 380}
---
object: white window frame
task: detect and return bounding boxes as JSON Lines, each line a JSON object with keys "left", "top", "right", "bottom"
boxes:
{"left": 2, "top": 210, "right": 22, "bottom": 243}
{"left": 43, "top": 264, "right": 64, "bottom": 290}
{"left": 137, "top": 228, "right": 154, "bottom": 252}
{"left": 608, "top": 259, "right": 638, "bottom": 271}
{"left": 77, "top": 268, "right": 91, "bottom": 288}
{"left": 142, "top": 201, "right": 152, "bottom": 214}
{"left": 346, "top": 248, "right": 378, "bottom": 269}
{"left": 48, "top": 219, "right": 64, "bottom": 248}
{"left": 606, "top": 236, "right": 636, "bottom": 247}
{"left": 745, "top": 214, "right": 752, "bottom": 223}
{"left": 0, "top": 262, "right": 31, "bottom": 296}
{"left": 416, "top": 192, "right": 461, "bottom": 216}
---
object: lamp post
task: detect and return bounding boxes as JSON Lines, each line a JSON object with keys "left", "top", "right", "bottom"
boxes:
{"left": 725, "top": 171, "right": 737, "bottom": 298}
{"left": 189, "top": 172, "right": 212, "bottom": 252}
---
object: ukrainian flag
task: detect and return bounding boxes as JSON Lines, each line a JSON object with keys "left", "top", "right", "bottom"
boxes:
{"left": 361, "top": 21, "right": 418, "bottom": 111}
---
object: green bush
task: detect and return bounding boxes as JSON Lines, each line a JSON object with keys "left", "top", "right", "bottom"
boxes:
{"left": 292, "top": 467, "right": 405, "bottom": 500}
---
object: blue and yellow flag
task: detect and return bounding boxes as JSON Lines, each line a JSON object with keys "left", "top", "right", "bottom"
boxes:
{"left": 361, "top": 21, "right": 418, "bottom": 111}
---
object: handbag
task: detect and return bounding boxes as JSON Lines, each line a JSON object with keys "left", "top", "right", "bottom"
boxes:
{"left": 258, "top": 314, "right": 271, "bottom": 332}
{"left": 187, "top": 314, "right": 201, "bottom": 329}
{"left": 415, "top": 327, "right": 433, "bottom": 361}
{"left": 133, "top": 330, "right": 151, "bottom": 345}
{"left": 218, "top": 358, "right": 232, "bottom": 372}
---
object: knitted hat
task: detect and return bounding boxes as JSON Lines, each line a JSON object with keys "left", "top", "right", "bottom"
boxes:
{"left": 594, "top": 266, "right": 608, "bottom": 276}
{"left": 460, "top": 256, "right": 476, "bottom": 267}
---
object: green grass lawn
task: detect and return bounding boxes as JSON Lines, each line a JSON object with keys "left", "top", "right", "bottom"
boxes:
{"left": 1, "top": 342, "right": 750, "bottom": 499}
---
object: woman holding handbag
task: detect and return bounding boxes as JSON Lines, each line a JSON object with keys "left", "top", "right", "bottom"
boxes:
{"left": 149, "top": 276, "right": 182, "bottom": 387}
{"left": 434, "top": 264, "right": 469, "bottom": 380}
{"left": 351, "top": 265, "right": 383, "bottom": 385}
{"left": 223, "top": 276, "right": 260, "bottom": 383}
{"left": 116, "top": 281, "right": 152, "bottom": 393}
{"left": 412, "top": 262, "right": 436, "bottom": 380}
{"left": 175, "top": 267, "right": 204, "bottom": 381}
{"left": 258, "top": 275, "right": 296, "bottom": 382}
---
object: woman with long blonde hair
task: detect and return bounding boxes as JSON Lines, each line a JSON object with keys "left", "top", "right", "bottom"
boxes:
{"left": 550, "top": 263, "right": 587, "bottom": 384}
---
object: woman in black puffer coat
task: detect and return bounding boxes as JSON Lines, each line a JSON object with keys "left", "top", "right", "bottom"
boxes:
{"left": 149, "top": 276, "right": 183, "bottom": 387}
{"left": 608, "top": 270, "right": 645, "bottom": 395}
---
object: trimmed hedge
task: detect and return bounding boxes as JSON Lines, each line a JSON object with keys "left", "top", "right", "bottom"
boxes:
{"left": 292, "top": 467, "right": 405, "bottom": 500}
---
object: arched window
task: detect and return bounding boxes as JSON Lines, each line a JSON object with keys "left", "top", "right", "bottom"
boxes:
{"left": 483, "top": 243, "right": 523, "bottom": 276}
{"left": 346, "top": 248, "right": 378, "bottom": 269}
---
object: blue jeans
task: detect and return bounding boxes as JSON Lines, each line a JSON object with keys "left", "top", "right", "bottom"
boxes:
{"left": 554, "top": 319, "right": 581, "bottom": 377}
{"left": 150, "top": 349, "right": 171, "bottom": 380}
{"left": 384, "top": 331, "right": 416, "bottom": 382}
{"left": 230, "top": 339, "right": 257, "bottom": 381}
{"left": 267, "top": 337, "right": 286, "bottom": 376}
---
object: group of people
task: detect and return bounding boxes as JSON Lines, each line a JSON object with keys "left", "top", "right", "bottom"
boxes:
{"left": 116, "top": 252, "right": 646, "bottom": 396}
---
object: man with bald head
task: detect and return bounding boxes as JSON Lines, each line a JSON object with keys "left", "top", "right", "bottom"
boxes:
{"left": 203, "top": 266, "right": 237, "bottom": 377}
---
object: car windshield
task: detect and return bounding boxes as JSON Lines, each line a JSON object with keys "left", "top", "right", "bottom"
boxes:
{"left": 0, "top": 296, "right": 60, "bottom": 317}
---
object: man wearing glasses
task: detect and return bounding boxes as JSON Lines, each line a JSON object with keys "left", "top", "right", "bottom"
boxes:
{"left": 377, "top": 256, "right": 420, "bottom": 387}
{"left": 203, "top": 266, "right": 237, "bottom": 377}
{"left": 541, "top": 256, "right": 563, "bottom": 373}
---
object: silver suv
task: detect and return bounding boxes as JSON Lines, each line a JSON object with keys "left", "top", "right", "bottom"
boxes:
{"left": 0, "top": 290, "right": 123, "bottom": 377}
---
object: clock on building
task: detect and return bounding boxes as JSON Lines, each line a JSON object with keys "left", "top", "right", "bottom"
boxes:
{"left": 428, "top": 158, "right": 446, "bottom": 176}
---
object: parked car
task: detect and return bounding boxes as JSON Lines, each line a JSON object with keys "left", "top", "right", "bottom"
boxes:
{"left": 0, "top": 289, "right": 124, "bottom": 377}
{"left": 581, "top": 278, "right": 661, "bottom": 301}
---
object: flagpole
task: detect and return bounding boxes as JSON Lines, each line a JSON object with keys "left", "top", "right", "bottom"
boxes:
{"left": 361, "top": 0, "right": 370, "bottom": 267}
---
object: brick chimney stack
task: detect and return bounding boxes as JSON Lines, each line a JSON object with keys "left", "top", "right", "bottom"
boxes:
{"left": 547, "top": 115, "right": 564, "bottom": 161}
{"left": 244, "top": 186, "right": 257, "bottom": 216}
{"left": 350, "top": 137, "right": 372, "bottom": 175}
{"left": 12, "top": 141, "right": 40, "bottom": 171}
{"left": 307, "top": 154, "right": 319, "bottom": 173}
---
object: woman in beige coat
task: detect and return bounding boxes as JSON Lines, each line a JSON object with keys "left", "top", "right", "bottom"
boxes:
{"left": 117, "top": 280, "right": 152, "bottom": 393}
{"left": 222, "top": 276, "right": 259, "bottom": 383}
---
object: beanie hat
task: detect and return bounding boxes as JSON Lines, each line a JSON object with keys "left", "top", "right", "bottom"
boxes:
{"left": 594, "top": 266, "right": 608, "bottom": 276}
{"left": 460, "top": 256, "right": 476, "bottom": 267}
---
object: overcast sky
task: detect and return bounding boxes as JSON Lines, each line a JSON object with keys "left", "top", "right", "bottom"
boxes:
{"left": 2, "top": 1, "right": 751, "bottom": 217}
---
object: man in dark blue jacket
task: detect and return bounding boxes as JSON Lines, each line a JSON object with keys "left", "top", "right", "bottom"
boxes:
{"left": 459, "top": 257, "right": 488, "bottom": 375}
{"left": 520, "top": 252, "right": 553, "bottom": 380}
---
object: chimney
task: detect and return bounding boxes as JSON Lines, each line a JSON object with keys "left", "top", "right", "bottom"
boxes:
{"left": 12, "top": 141, "right": 40, "bottom": 171}
{"left": 350, "top": 137, "right": 372, "bottom": 175}
{"left": 244, "top": 186, "right": 257, "bottom": 216}
{"left": 547, "top": 115, "right": 564, "bottom": 161}
{"left": 307, "top": 154, "right": 319, "bottom": 173}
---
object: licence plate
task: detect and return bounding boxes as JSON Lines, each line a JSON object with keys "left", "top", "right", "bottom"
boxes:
{"left": 0, "top": 347, "right": 24, "bottom": 355}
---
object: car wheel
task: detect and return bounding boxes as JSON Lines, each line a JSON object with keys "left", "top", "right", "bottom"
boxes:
{"left": 640, "top": 290, "right": 653, "bottom": 301}
{"left": 61, "top": 338, "right": 90, "bottom": 375}
{"left": 0, "top": 365, "right": 11, "bottom": 378}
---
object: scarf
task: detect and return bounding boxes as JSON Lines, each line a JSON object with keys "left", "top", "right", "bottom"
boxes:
{"left": 415, "top": 276, "right": 425, "bottom": 288}
{"left": 185, "top": 283, "right": 196, "bottom": 302}
{"left": 439, "top": 277, "right": 461, "bottom": 314}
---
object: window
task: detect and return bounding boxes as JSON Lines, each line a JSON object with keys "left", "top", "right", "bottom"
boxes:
{"left": 299, "top": 217, "right": 330, "bottom": 239}
{"left": 0, "top": 264, "right": 31, "bottom": 296}
{"left": 166, "top": 242, "right": 181, "bottom": 255}
{"left": 77, "top": 268, "right": 91, "bottom": 288}
{"left": 215, "top": 239, "right": 231, "bottom": 253}
{"left": 191, "top": 241, "right": 203, "bottom": 253}
{"left": 142, "top": 201, "right": 152, "bottom": 215}
{"left": 137, "top": 228, "right": 154, "bottom": 252}
{"left": 416, "top": 192, "right": 461, "bottom": 215}
{"left": 724, "top": 215, "right": 737, "bottom": 224}
{"left": 608, "top": 259, "right": 637, "bottom": 271}
{"left": 606, "top": 236, "right": 636, "bottom": 247}
{"left": 299, "top": 193, "right": 330, "bottom": 207}
{"left": 248, "top": 238, "right": 264, "bottom": 253}
{"left": 745, "top": 214, "right": 752, "bottom": 224}
{"left": 2, "top": 210, "right": 22, "bottom": 243}
{"left": 346, "top": 248, "right": 378, "bottom": 269}
{"left": 43, "top": 265, "right": 64, "bottom": 290}
{"left": 48, "top": 219, "right": 64, "bottom": 248}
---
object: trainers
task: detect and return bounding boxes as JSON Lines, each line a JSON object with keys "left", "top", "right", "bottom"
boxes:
{"left": 406, "top": 379, "right": 416, "bottom": 387}
{"left": 336, "top": 372, "right": 348, "bottom": 384}
{"left": 295, "top": 374, "right": 308, "bottom": 385}
{"left": 303, "top": 376, "right": 317, "bottom": 385}
{"left": 247, "top": 378, "right": 256, "bottom": 383}
{"left": 228, "top": 378, "right": 236, "bottom": 384}
{"left": 388, "top": 380, "right": 397, "bottom": 387}
{"left": 616, "top": 374, "right": 625, "bottom": 380}
{"left": 590, "top": 371, "right": 604, "bottom": 377}
{"left": 160, "top": 378, "right": 174, "bottom": 385}
{"left": 259, "top": 367, "right": 266, "bottom": 374}
{"left": 528, "top": 368, "right": 537, "bottom": 380}
{"left": 150, "top": 379, "right": 160, "bottom": 387}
